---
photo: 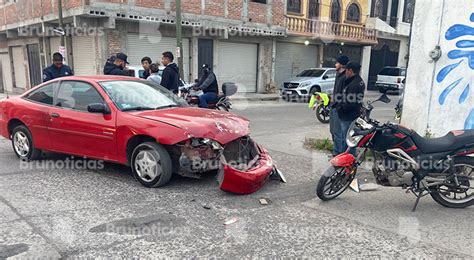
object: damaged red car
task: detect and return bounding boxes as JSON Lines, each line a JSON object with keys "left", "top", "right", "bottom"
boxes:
{"left": 0, "top": 76, "right": 284, "bottom": 194}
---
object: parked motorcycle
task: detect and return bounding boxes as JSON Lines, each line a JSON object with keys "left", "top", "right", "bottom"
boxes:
{"left": 179, "top": 82, "right": 237, "bottom": 111}
{"left": 309, "top": 92, "right": 331, "bottom": 124}
{"left": 316, "top": 94, "right": 474, "bottom": 210}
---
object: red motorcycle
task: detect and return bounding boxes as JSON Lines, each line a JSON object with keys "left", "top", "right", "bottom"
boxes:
{"left": 179, "top": 83, "right": 237, "bottom": 111}
{"left": 316, "top": 94, "right": 474, "bottom": 210}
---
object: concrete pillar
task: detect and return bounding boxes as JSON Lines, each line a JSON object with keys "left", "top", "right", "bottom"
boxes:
{"left": 386, "top": 0, "right": 393, "bottom": 23}
{"left": 191, "top": 37, "right": 199, "bottom": 82}
{"left": 360, "top": 46, "right": 372, "bottom": 85}
{"left": 397, "top": 0, "right": 405, "bottom": 24}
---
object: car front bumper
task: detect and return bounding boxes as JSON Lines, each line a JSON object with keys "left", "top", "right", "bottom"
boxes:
{"left": 218, "top": 144, "right": 274, "bottom": 194}
{"left": 280, "top": 88, "right": 310, "bottom": 97}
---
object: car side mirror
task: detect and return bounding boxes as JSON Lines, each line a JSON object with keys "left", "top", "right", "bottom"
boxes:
{"left": 379, "top": 94, "right": 391, "bottom": 104}
{"left": 87, "top": 103, "right": 110, "bottom": 114}
{"left": 322, "top": 75, "right": 329, "bottom": 80}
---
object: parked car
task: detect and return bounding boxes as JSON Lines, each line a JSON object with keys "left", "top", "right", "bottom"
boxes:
{"left": 280, "top": 68, "right": 337, "bottom": 101}
{"left": 0, "top": 76, "right": 284, "bottom": 194}
{"left": 376, "top": 67, "right": 406, "bottom": 94}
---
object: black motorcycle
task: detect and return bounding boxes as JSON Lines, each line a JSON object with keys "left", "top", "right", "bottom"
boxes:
{"left": 179, "top": 82, "right": 237, "bottom": 111}
{"left": 316, "top": 94, "right": 474, "bottom": 210}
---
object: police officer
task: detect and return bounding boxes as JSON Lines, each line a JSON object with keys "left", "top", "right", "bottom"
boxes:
{"left": 43, "top": 52, "right": 73, "bottom": 82}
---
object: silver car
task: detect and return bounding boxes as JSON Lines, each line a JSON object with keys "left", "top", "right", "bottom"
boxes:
{"left": 280, "top": 68, "right": 337, "bottom": 100}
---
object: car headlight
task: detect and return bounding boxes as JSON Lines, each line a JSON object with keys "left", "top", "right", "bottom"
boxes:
{"left": 191, "top": 138, "right": 223, "bottom": 150}
{"left": 300, "top": 81, "right": 311, "bottom": 88}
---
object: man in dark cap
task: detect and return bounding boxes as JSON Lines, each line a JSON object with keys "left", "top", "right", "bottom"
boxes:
{"left": 194, "top": 64, "right": 219, "bottom": 108}
{"left": 42, "top": 52, "right": 74, "bottom": 82}
{"left": 104, "top": 53, "right": 129, "bottom": 76}
{"left": 336, "top": 61, "right": 366, "bottom": 154}
{"left": 330, "top": 55, "right": 349, "bottom": 155}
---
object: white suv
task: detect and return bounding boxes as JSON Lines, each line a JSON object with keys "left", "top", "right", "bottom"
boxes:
{"left": 376, "top": 67, "right": 406, "bottom": 93}
{"left": 280, "top": 68, "right": 337, "bottom": 101}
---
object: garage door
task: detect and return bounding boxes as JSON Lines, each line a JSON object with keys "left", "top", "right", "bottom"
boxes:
{"left": 126, "top": 34, "right": 190, "bottom": 82}
{"left": 275, "top": 42, "right": 319, "bottom": 88}
{"left": 72, "top": 36, "right": 96, "bottom": 75}
{"left": 218, "top": 42, "right": 258, "bottom": 93}
{"left": 0, "top": 53, "right": 13, "bottom": 92}
{"left": 12, "top": 46, "right": 27, "bottom": 89}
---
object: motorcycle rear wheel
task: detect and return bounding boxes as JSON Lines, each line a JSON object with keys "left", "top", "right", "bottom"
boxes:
{"left": 315, "top": 104, "right": 330, "bottom": 124}
{"left": 317, "top": 166, "right": 356, "bottom": 201}
{"left": 430, "top": 157, "right": 474, "bottom": 208}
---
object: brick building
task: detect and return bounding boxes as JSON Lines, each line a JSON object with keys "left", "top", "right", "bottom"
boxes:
{"left": 0, "top": 0, "right": 286, "bottom": 93}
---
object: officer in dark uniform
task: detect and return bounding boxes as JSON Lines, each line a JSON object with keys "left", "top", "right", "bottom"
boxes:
{"left": 42, "top": 52, "right": 74, "bottom": 82}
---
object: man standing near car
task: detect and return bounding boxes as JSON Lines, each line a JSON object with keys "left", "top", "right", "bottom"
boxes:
{"left": 43, "top": 53, "right": 74, "bottom": 82}
{"left": 194, "top": 64, "right": 219, "bottom": 109}
{"left": 336, "top": 61, "right": 365, "bottom": 154}
{"left": 103, "top": 53, "right": 129, "bottom": 76}
{"left": 160, "top": 51, "right": 180, "bottom": 94}
{"left": 330, "top": 55, "right": 349, "bottom": 156}
{"left": 141, "top": 56, "right": 152, "bottom": 79}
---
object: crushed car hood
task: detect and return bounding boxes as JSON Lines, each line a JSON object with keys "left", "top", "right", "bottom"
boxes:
{"left": 131, "top": 107, "right": 250, "bottom": 144}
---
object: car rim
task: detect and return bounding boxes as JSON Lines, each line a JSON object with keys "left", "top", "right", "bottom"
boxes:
{"left": 134, "top": 150, "right": 161, "bottom": 182}
{"left": 14, "top": 131, "right": 30, "bottom": 157}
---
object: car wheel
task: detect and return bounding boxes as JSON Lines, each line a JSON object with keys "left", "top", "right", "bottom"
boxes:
{"left": 309, "top": 86, "right": 321, "bottom": 97}
{"left": 11, "top": 125, "right": 42, "bottom": 161}
{"left": 131, "top": 142, "right": 173, "bottom": 188}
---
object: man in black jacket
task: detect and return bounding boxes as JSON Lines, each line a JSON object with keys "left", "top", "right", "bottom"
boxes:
{"left": 160, "top": 51, "right": 180, "bottom": 94}
{"left": 330, "top": 55, "right": 349, "bottom": 155}
{"left": 194, "top": 64, "right": 218, "bottom": 108}
{"left": 104, "top": 53, "right": 129, "bottom": 76}
{"left": 336, "top": 61, "right": 365, "bottom": 154}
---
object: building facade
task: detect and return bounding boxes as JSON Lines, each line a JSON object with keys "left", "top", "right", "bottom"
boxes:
{"left": 0, "top": 0, "right": 287, "bottom": 93}
{"left": 277, "top": 0, "right": 377, "bottom": 88}
{"left": 364, "top": 0, "right": 414, "bottom": 89}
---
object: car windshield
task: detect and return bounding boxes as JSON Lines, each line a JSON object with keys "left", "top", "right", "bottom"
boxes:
{"left": 99, "top": 80, "right": 188, "bottom": 111}
{"left": 296, "top": 69, "right": 325, "bottom": 77}
{"left": 379, "top": 68, "right": 405, "bottom": 76}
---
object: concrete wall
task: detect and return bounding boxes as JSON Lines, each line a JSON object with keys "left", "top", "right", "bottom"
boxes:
{"left": 401, "top": 0, "right": 473, "bottom": 136}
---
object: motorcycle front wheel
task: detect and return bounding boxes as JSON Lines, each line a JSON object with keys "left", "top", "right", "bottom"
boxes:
{"left": 316, "top": 166, "right": 356, "bottom": 201}
{"left": 430, "top": 156, "right": 473, "bottom": 208}
{"left": 315, "top": 104, "right": 330, "bottom": 124}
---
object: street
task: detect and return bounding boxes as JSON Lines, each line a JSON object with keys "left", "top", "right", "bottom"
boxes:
{"left": 0, "top": 90, "right": 472, "bottom": 258}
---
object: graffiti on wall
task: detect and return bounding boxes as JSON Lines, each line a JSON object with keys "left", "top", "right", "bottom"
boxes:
{"left": 436, "top": 13, "right": 474, "bottom": 129}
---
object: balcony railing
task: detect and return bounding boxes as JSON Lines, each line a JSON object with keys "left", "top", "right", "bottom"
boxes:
{"left": 286, "top": 16, "right": 378, "bottom": 44}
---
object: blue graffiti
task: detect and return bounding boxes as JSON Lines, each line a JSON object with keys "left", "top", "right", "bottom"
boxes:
{"left": 436, "top": 13, "right": 474, "bottom": 129}
{"left": 465, "top": 109, "right": 474, "bottom": 129}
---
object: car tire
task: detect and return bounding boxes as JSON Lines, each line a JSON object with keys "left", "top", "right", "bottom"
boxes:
{"left": 131, "top": 142, "right": 173, "bottom": 188}
{"left": 11, "top": 125, "right": 42, "bottom": 161}
{"left": 310, "top": 86, "right": 321, "bottom": 96}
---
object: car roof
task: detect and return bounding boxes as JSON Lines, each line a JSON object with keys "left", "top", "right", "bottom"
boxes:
{"left": 303, "top": 68, "right": 335, "bottom": 70}
{"left": 381, "top": 66, "right": 406, "bottom": 69}
{"left": 55, "top": 75, "right": 142, "bottom": 82}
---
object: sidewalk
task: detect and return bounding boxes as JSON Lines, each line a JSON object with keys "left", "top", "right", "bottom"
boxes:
{"left": 232, "top": 93, "right": 280, "bottom": 102}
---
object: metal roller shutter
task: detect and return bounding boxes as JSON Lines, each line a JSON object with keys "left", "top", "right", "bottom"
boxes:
{"left": 50, "top": 37, "right": 61, "bottom": 56}
{"left": 0, "top": 53, "right": 13, "bottom": 92}
{"left": 126, "top": 34, "right": 190, "bottom": 82}
{"left": 218, "top": 42, "right": 258, "bottom": 93}
{"left": 72, "top": 36, "right": 96, "bottom": 75}
{"left": 275, "top": 42, "right": 319, "bottom": 88}
{"left": 12, "top": 46, "right": 28, "bottom": 89}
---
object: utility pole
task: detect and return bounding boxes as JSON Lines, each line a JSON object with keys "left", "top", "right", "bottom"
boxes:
{"left": 57, "top": 0, "right": 66, "bottom": 61}
{"left": 176, "top": 0, "right": 184, "bottom": 80}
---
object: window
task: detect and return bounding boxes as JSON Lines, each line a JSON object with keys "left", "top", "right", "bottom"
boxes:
{"left": 347, "top": 3, "right": 361, "bottom": 22}
{"left": 373, "top": 0, "right": 386, "bottom": 19}
{"left": 403, "top": 0, "right": 415, "bottom": 23}
{"left": 324, "top": 70, "right": 337, "bottom": 78}
{"left": 379, "top": 67, "right": 405, "bottom": 76}
{"left": 25, "top": 83, "right": 57, "bottom": 105}
{"left": 308, "top": 0, "right": 320, "bottom": 19}
{"left": 251, "top": 0, "right": 267, "bottom": 3}
{"left": 56, "top": 81, "right": 105, "bottom": 111}
{"left": 330, "top": 0, "right": 342, "bottom": 23}
{"left": 297, "top": 69, "right": 325, "bottom": 77}
{"left": 287, "top": 0, "right": 302, "bottom": 14}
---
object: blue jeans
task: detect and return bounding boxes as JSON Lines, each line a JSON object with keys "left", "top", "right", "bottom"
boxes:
{"left": 199, "top": 92, "right": 218, "bottom": 108}
{"left": 340, "top": 119, "right": 356, "bottom": 155}
{"left": 330, "top": 108, "right": 343, "bottom": 155}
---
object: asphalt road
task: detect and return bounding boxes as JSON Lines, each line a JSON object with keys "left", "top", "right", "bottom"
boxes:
{"left": 0, "top": 91, "right": 472, "bottom": 258}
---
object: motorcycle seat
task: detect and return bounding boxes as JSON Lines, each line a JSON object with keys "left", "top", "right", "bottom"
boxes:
{"left": 411, "top": 130, "right": 474, "bottom": 154}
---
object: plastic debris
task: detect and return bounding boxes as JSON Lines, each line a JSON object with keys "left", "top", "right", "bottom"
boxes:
{"left": 259, "top": 198, "right": 269, "bottom": 205}
{"left": 350, "top": 179, "right": 360, "bottom": 193}
{"left": 359, "top": 183, "right": 379, "bottom": 191}
{"left": 224, "top": 217, "right": 239, "bottom": 226}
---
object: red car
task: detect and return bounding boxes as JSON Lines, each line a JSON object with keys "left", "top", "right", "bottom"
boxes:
{"left": 0, "top": 76, "right": 283, "bottom": 194}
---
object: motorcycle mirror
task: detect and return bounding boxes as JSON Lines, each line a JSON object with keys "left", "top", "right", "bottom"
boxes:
{"left": 379, "top": 94, "right": 391, "bottom": 104}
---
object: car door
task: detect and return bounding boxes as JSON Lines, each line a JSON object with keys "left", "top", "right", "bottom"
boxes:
{"left": 21, "top": 82, "right": 59, "bottom": 151}
{"left": 321, "top": 69, "right": 337, "bottom": 93}
{"left": 48, "top": 80, "right": 118, "bottom": 161}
